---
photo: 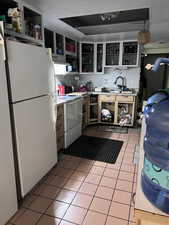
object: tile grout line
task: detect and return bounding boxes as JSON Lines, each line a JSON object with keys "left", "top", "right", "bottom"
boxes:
{"left": 56, "top": 159, "right": 94, "bottom": 225}
{"left": 104, "top": 137, "right": 129, "bottom": 225}
{"left": 10, "top": 129, "right": 140, "bottom": 225}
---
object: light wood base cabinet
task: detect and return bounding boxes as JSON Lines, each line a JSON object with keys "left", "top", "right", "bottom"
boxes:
{"left": 88, "top": 94, "right": 137, "bottom": 127}
{"left": 56, "top": 103, "right": 64, "bottom": 151}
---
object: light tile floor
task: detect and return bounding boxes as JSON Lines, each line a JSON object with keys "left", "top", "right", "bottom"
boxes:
{"left": 8, "top": 126, "right": 140, "bottom": 225}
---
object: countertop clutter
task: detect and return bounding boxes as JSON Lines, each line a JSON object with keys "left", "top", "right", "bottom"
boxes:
{"left": 57, "top": 91, "right": 137, "bottom": 105}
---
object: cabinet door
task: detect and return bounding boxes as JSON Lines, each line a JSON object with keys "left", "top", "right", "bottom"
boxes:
{"left": 23, "top": 6, "right": 42, "bottom": 40}
{"left": 44, "top": 28, "right": 54, "bottom": 53}
{"left": 105, "top": 42, "right": 120, "bottom": 66}
{"left": 55, "top": 33, "right": 64, "bottom": 55}
{"left": 81, "top": 43, "right": 94, "bottom": 73}
{"left": 122, "top": 41, "right": 138, "bottom": 66}
{"left": 96, "top": 43, "right": 103, "bottom": 73}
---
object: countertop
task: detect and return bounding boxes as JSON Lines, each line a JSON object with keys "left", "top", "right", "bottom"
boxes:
{"left": 56, "top": 95, "right": 82, "bottom": 105}
{"left": 89, "top": 91, "right": 137, "bottom": 96}
{"left": 68, "top": 91, "right": 137, "bottom": 96}
{"left": 56, "top": 91, "right": 137, "bottom": 105}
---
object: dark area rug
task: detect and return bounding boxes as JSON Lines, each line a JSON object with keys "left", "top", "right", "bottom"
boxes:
{"left": 62, "top": 135, "right": 123, "bottom": 164}
{"left": 97, "top": 125, "right": 128, "bottom": 134}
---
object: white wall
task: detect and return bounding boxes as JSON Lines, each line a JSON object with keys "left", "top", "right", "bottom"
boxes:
{"left": 79, "top": 67, "right": 140, "bottom": 90}
{"left": 55, "top": 74, "right": 76, "bottom": 87}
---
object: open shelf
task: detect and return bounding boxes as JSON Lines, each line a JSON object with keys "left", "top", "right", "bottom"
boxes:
{"left": 101, "top": 102, "right": 115, "bottom": 123}
{"left": 117, "top": 102, "right": 133, "bottom": 126}
{"left": 24, "top": 6, "right": 42, "bottom": 40}
{"left": 4, "top": 28, "right": 43, "bottom": 45}
{"left": 0, "top": 0, "right": 18, "bottom": 26}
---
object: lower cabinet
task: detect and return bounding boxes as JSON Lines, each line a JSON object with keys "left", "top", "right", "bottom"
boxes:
{"left": 97, "top": 94, "right": 136, "bottom": 127}
{"left": 88, "top": 95, "right": 99, "bottom": 124}
{"left": 82, "top": 96, "right": 90, "bottom": 129}
{"left": 56, "top": 103, "right": 64, "bottom": 151}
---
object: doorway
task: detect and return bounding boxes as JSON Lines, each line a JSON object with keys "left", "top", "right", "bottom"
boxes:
{"left": 140, "top": 54, "right": 169, "bottom": 101}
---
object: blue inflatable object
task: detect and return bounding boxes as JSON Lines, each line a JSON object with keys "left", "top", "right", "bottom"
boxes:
{"left": 152, "top": 58, "right": 169, "bottom": 72}
{"left": 142, "top": 90, "right": 169, "bottom": 214}
{"left": 141, "top": 170, "right": 169, "bottom": 214}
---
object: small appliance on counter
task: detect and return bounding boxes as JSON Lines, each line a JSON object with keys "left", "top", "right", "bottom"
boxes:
{"left": 58, "top": 84, "right": 65, "bottom": 95}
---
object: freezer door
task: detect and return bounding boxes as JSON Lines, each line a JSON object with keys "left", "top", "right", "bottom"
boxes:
{"left": 13, "top": 95, "right": 57, "bottom": 197}
{"left": 7, "top": 40, "right": 54, "bottom": 102}
{"left": 0, "top": 46, "right": 17, "bottom": 225}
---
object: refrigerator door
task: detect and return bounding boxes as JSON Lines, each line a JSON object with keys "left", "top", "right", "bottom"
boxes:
{"left": 0, "top": 45, "right": 17, "bottom": 224}
{"left": 13, "top": 95, "right": 57, "bottom": 196}
{"left": 6, "top": 40, "right": 53, "bottom": 102}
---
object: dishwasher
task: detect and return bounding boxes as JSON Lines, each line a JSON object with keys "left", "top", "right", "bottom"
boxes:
{"left": 64, "top": 98, "right": 83, "bottom": 148}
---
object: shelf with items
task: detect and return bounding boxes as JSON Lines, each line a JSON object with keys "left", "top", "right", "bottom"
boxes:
{"left": 44, "top": 28, "right": 54, "bottom": 54}
{"left": 0, "top": 0, "right": 20, "bottom": 32}
{"left": 23, "top": 6, "right": 42, "bottom": 41}
{"left": 105, "top": 42, "right": 120, "bottom": 66}
{"left": 55, "top": 32, "right": 64, "bottom": 55}
{"left": 117, "top": 102, "right": 134, "bottom": 126}
{"left": 122, "top": 41, "right": 139, "bottom": 66}
{"left": 98, "top": 94, "right": 116, "bottom": 124}
{"left": 100, "top": 102, "right": 115, "bottom": 123}
{"left": 0, "top": 0, "right": 43, "bottom": 46}
{"left": 4, "top": 28, "right": 43, "bottom": 45}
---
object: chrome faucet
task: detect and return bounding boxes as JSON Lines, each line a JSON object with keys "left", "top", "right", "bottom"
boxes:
{"left": 114, "top": 76, "right": 126, "bottom": 91}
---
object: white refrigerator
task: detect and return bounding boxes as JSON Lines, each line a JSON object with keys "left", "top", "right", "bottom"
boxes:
{"left": 6, "top": 40, "right": 58, "bottom": 198}
{"left": 0, "top": 30, "right": 17, "bottom": 225}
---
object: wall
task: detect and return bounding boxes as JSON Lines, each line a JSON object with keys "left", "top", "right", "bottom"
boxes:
{"left": 79, "top": 67, "right": 140, "bottom": 90}
{"left": 54, "top": 74, "right": 77, "bottom": 87}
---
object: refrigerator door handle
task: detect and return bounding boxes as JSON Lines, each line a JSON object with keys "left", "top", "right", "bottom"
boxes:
{"left": 0, "top": 22, "right": 6, "bottom": 60}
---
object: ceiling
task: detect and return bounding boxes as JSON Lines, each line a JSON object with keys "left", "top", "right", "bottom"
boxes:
{"left": 24, "top": 0, "right": 169, "bottom": 42}
{"left": 60, "top": 8, "right": 149, "bottom": 35}
{"left": 61, "top": 8, "right": 149, "bottom": 28}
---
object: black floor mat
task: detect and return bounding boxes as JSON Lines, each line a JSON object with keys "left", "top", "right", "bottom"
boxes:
{"left": 62, "top": 135, "right": 123, "bottom": 164}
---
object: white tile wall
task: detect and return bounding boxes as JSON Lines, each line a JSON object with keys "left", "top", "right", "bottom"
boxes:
{"left": 54, "top": 67, "right": 141, "bottom": 92}
{"left": 79, "top": 67, "right": 141, "bottom": 90}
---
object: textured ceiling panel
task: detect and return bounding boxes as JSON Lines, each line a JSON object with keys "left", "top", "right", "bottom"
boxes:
{"left": 60, "top": 8, "right": 149, "bottom": 28}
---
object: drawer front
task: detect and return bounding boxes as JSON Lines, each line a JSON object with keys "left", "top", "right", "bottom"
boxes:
{"left": 99, "top": 95, "right": 116, "bottom": 102}
{"left": 116, "top": 95, "right": 134, "bottom": 102}
{"left": 57, "top": 104, "right": 64, "bottom": 117}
